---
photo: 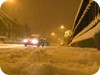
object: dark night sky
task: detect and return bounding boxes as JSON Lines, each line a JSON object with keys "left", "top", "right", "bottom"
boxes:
{"left": 2, "top": 0, "right": 81, "bottom": 35}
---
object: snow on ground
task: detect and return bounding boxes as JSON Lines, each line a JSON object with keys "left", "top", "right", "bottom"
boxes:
{"left": 0, "top": 46, "right": 100, "bottom": 75}
{"left": 0, "top": 44, "right": 24, "bottom": 48}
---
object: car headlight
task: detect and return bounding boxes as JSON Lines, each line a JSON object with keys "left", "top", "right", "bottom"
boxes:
{"left": 23, "top": 39, "right": 28, "bottom": 43}
{"left": 31, "top": 39, "right": 38, "bottom": 44}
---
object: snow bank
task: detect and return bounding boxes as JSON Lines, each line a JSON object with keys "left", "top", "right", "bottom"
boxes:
{"left": 0, "top": 47, "right": 99, "bottom": 75}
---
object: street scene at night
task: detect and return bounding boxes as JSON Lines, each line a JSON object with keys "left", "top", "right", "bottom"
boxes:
{"left": 0, "top": 0, "right": 100, "bottom": 75}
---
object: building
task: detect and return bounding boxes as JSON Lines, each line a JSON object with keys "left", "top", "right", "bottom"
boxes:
{"left": 70, "top": 0, "right": 100, "bottom": 49}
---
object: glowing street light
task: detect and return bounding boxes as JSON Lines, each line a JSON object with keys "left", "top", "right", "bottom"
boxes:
{"left": 64, "top": 30, "right": 72, "bottom": 38}
{"left": 60, "top": 25, "right": 65, "bottom": 29}
{"left": 51, "top": 32, "right": 55, "bottom": 36}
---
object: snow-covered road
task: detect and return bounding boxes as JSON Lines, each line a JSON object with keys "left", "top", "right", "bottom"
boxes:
{"left": 0, "top": 44, "right": 100, "bottom": 75}
{"left": 0, "top": 43, "right": 58, "bottom": 49}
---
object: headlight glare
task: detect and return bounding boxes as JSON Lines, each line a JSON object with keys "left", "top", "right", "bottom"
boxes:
{"left": 23, "top": 39, "right": 28, "bottom": 43}
{"left": 32, "top": 39, "right": 38, "bottom": 44}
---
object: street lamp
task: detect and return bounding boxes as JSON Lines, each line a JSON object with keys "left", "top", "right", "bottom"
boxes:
{"left": 64, "top": 30, "right": 72, "bottom": 38}
{"left": 59, "top": 25, "right": 65, "bottom": 38}
{"left": 51, "top": 32, "right": 58, "bottom": 43}
{"left": 60, "top": 25, "right": 65, "bottom": 29}
{"left": 51, "top": 32, "right": 55, "bottom": 36}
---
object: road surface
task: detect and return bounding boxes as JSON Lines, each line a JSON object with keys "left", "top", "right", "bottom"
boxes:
{"left": 0, "top": 43, "right": 100, "bottom": 75}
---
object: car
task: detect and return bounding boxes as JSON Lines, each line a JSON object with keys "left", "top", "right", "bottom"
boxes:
{"left": 23, "top": 34, "right": 44, "bottom": 47}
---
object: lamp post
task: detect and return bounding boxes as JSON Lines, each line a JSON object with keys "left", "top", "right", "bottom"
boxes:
{"left": 51, "top": 32, "right": 58, "bottom": 43}
{"left": 51, "top": 32, "right": 55, "bottom": 36}
{"left": 59, "top": 25, "right": 65, "bottom": 38}
{"left": 60, "top": 25, "right": 65, "bottom": 29}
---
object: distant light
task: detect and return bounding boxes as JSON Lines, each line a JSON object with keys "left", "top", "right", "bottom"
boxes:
{"left": 60, "top": 25, "right": 64, "bottom": 29}
{"left": 31, "top": 39, "right": 38, "bottom": 44}
{"left": 23, "top": 39, "right": 28, "bottom": 43}
{"left": 64, "top": 30, "right": 72, "bottom": 38}
{"left": 51, "top": 32, "right": 55, "bottom": 36}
